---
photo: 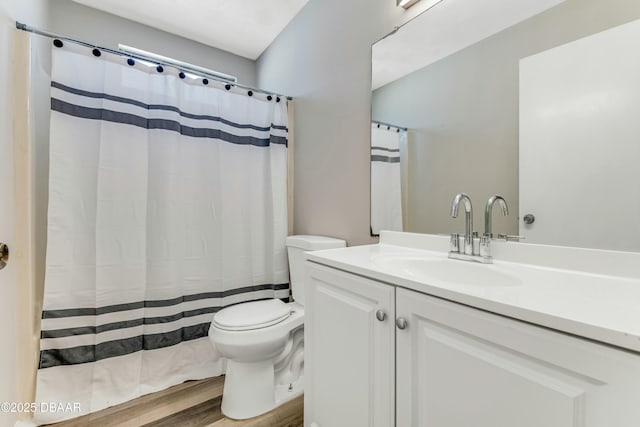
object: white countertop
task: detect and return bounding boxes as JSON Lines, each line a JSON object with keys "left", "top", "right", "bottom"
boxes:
{"left": 306, "top": 232, "right": 640, "bottom": 353}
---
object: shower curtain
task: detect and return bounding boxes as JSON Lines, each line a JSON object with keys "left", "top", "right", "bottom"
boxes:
{"left": 371, "top": 124, "right": 404, "bottom": 235}
{"left": 34, "top": 42, "right": 289, "bottom": 424}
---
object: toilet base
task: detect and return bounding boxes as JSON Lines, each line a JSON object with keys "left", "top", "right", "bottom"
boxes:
{"left": 221, "top": 359, "right": 304, "bottom": 420}
{"left": 221, "top": 359, "right": 274, "bottom": 420}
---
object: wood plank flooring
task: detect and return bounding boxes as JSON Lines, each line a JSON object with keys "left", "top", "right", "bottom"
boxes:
{"left": 45, "top": 377, "right": 303, "bottom": 427}
{"left": 207, "top": 396, "right": 303, "bottom": 427}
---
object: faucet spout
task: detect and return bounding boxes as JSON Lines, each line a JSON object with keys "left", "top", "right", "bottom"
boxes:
{"left": 450, "top": 193, "right": 473, "bottom": 254}
{"left": 484, "top": 195, "right": 509, "bottom": 237}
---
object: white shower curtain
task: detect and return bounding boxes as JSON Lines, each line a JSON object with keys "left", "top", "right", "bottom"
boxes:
{"left": 35, "top": 42, "right": 289, "bottom": 424}
{"left": 371, "top": 124, "right": 404, "bottom": 235}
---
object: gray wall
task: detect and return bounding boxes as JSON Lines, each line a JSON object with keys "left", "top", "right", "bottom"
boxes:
{"left": 48, "top": 0, "right": 257, "bottom": 86}
{"left": 372, "top": 0, "right": 640, "bottom": 237}
{"left": 256, "top": 0, "right": 407, "bottom": 246}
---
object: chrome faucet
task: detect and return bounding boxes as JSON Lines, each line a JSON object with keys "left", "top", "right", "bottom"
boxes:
{"left": 449, "top": 193, "right": 493, "bottom": 264}
{"left": 484, "top": 195, "right": 509, "bottom": 238}
{"left": 450, "top": 193, "right": 473, "bottom": 255}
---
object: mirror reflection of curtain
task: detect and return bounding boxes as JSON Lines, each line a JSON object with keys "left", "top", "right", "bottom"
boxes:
{"left": 371, "top": 124, "right": 405, "bottom": 234}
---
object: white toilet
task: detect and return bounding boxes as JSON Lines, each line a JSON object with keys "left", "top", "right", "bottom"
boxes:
{"left": 208, "top": 235, "right": 346, "bottom": 420}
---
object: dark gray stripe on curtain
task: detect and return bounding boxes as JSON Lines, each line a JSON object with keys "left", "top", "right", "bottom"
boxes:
{"left": 40, "top": 306, "right": 290, "bottom": 339}
{"left": 39, "top": 323, "right": 211, "bottom": 369}
{"left": 371, "top": 155, "right": 401, "bottom": 163}
{"left": 371, "top": 146, "right": 400, "bottom": 152}
{"left": 42, "top": 283, "right": 290, "bottom": 319}
{"left": 51, "top": 81, "right": 289, "bottom": 133}
{"left": 270, "top": 135, "right": 288, "bottom": 145}
{"left": 40, "top": 297, "right": 290, "bottom": 339}
{"left": 51, "top": 99, "right": 288, "bottom": 147}
{"left": 41, "top": 309, "right": 212, "bottom": 339}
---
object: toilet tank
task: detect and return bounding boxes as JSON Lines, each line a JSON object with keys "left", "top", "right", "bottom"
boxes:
{"left": 286, "top": 235, "right": 346, "bottom": 306}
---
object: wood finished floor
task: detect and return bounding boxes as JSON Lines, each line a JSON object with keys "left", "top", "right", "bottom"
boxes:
{"left": 45, "top": 377, "right": 303, "bottom": 427}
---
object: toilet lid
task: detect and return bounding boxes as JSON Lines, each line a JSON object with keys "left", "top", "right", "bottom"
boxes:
{"left": 212, "top": 299, "right": 292, "bottom": 331}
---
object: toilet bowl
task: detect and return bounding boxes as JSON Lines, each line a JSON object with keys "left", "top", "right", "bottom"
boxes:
{"left": 208, "top": 235, "right": 346, "bottom": 420}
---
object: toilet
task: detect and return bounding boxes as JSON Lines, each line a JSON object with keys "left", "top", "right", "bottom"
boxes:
{"left": 208, "top": 235, "right": 346, "bottom": 420}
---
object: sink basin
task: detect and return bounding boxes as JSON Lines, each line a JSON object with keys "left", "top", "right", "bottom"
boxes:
{"left": 372, "top": 256, "right": 522, "bottom": 287}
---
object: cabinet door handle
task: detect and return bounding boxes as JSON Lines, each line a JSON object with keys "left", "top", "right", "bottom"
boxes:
{"left": 396, "top": 317, "right": 408, "bottom": 330}
{"left": 375, "top": 309, "right": 386, "bottom": 322}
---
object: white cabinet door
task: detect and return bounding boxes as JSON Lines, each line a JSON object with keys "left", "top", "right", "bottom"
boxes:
{"left": 396, "top": 288, "right": 640, "bottom": 427}
{"left": 305, "top": 262, "right": 395, "bottom": 427}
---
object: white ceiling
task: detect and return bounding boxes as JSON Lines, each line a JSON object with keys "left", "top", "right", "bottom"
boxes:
{"left": 72, "top": 0, "right": 309, "bottom": 60}
{"left": 372, "top": 0, "right": 568, "bottom": 90}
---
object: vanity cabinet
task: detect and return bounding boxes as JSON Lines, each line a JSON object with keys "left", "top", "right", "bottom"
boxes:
{"left": 305, "top": 262, "right": 395, "bottom": 427}
{"left": 396, "top": 287, "right": 640, "bottom": 427}
{"left": 306, "top": 261, "right": 640, "bottom": 427}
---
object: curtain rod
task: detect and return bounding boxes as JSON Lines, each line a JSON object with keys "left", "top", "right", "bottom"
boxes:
{"left": 372, "top": 120, "right": 407, "bottom": 131}
{"left": 15, "top": 21, "right": 293, "bottom": 101}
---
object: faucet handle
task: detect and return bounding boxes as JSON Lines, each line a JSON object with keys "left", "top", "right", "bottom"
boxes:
{"left": 479, "top": 235, "right": 492, "bottom": 258}
{"left": 472, "top": 232, "right": 480, "bottom": 255}
{"left": 450, "top": 233, "right": 460, "bottom": 253}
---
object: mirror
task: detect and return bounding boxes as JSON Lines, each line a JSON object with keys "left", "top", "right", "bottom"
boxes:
{"left": 371, "top": 0, "right": 640, "bottom": 251}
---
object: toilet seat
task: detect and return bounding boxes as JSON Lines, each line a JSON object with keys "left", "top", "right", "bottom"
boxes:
{"left": 213, "top": 299, "right": 292, "bottom": 331}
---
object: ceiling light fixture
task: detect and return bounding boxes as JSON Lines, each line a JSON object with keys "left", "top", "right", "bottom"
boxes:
{"left": 118, "top": 44, "right": 237, "bottom": 82}
{"left": 397, "top": 0, "right": 443, "bottom": 10}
